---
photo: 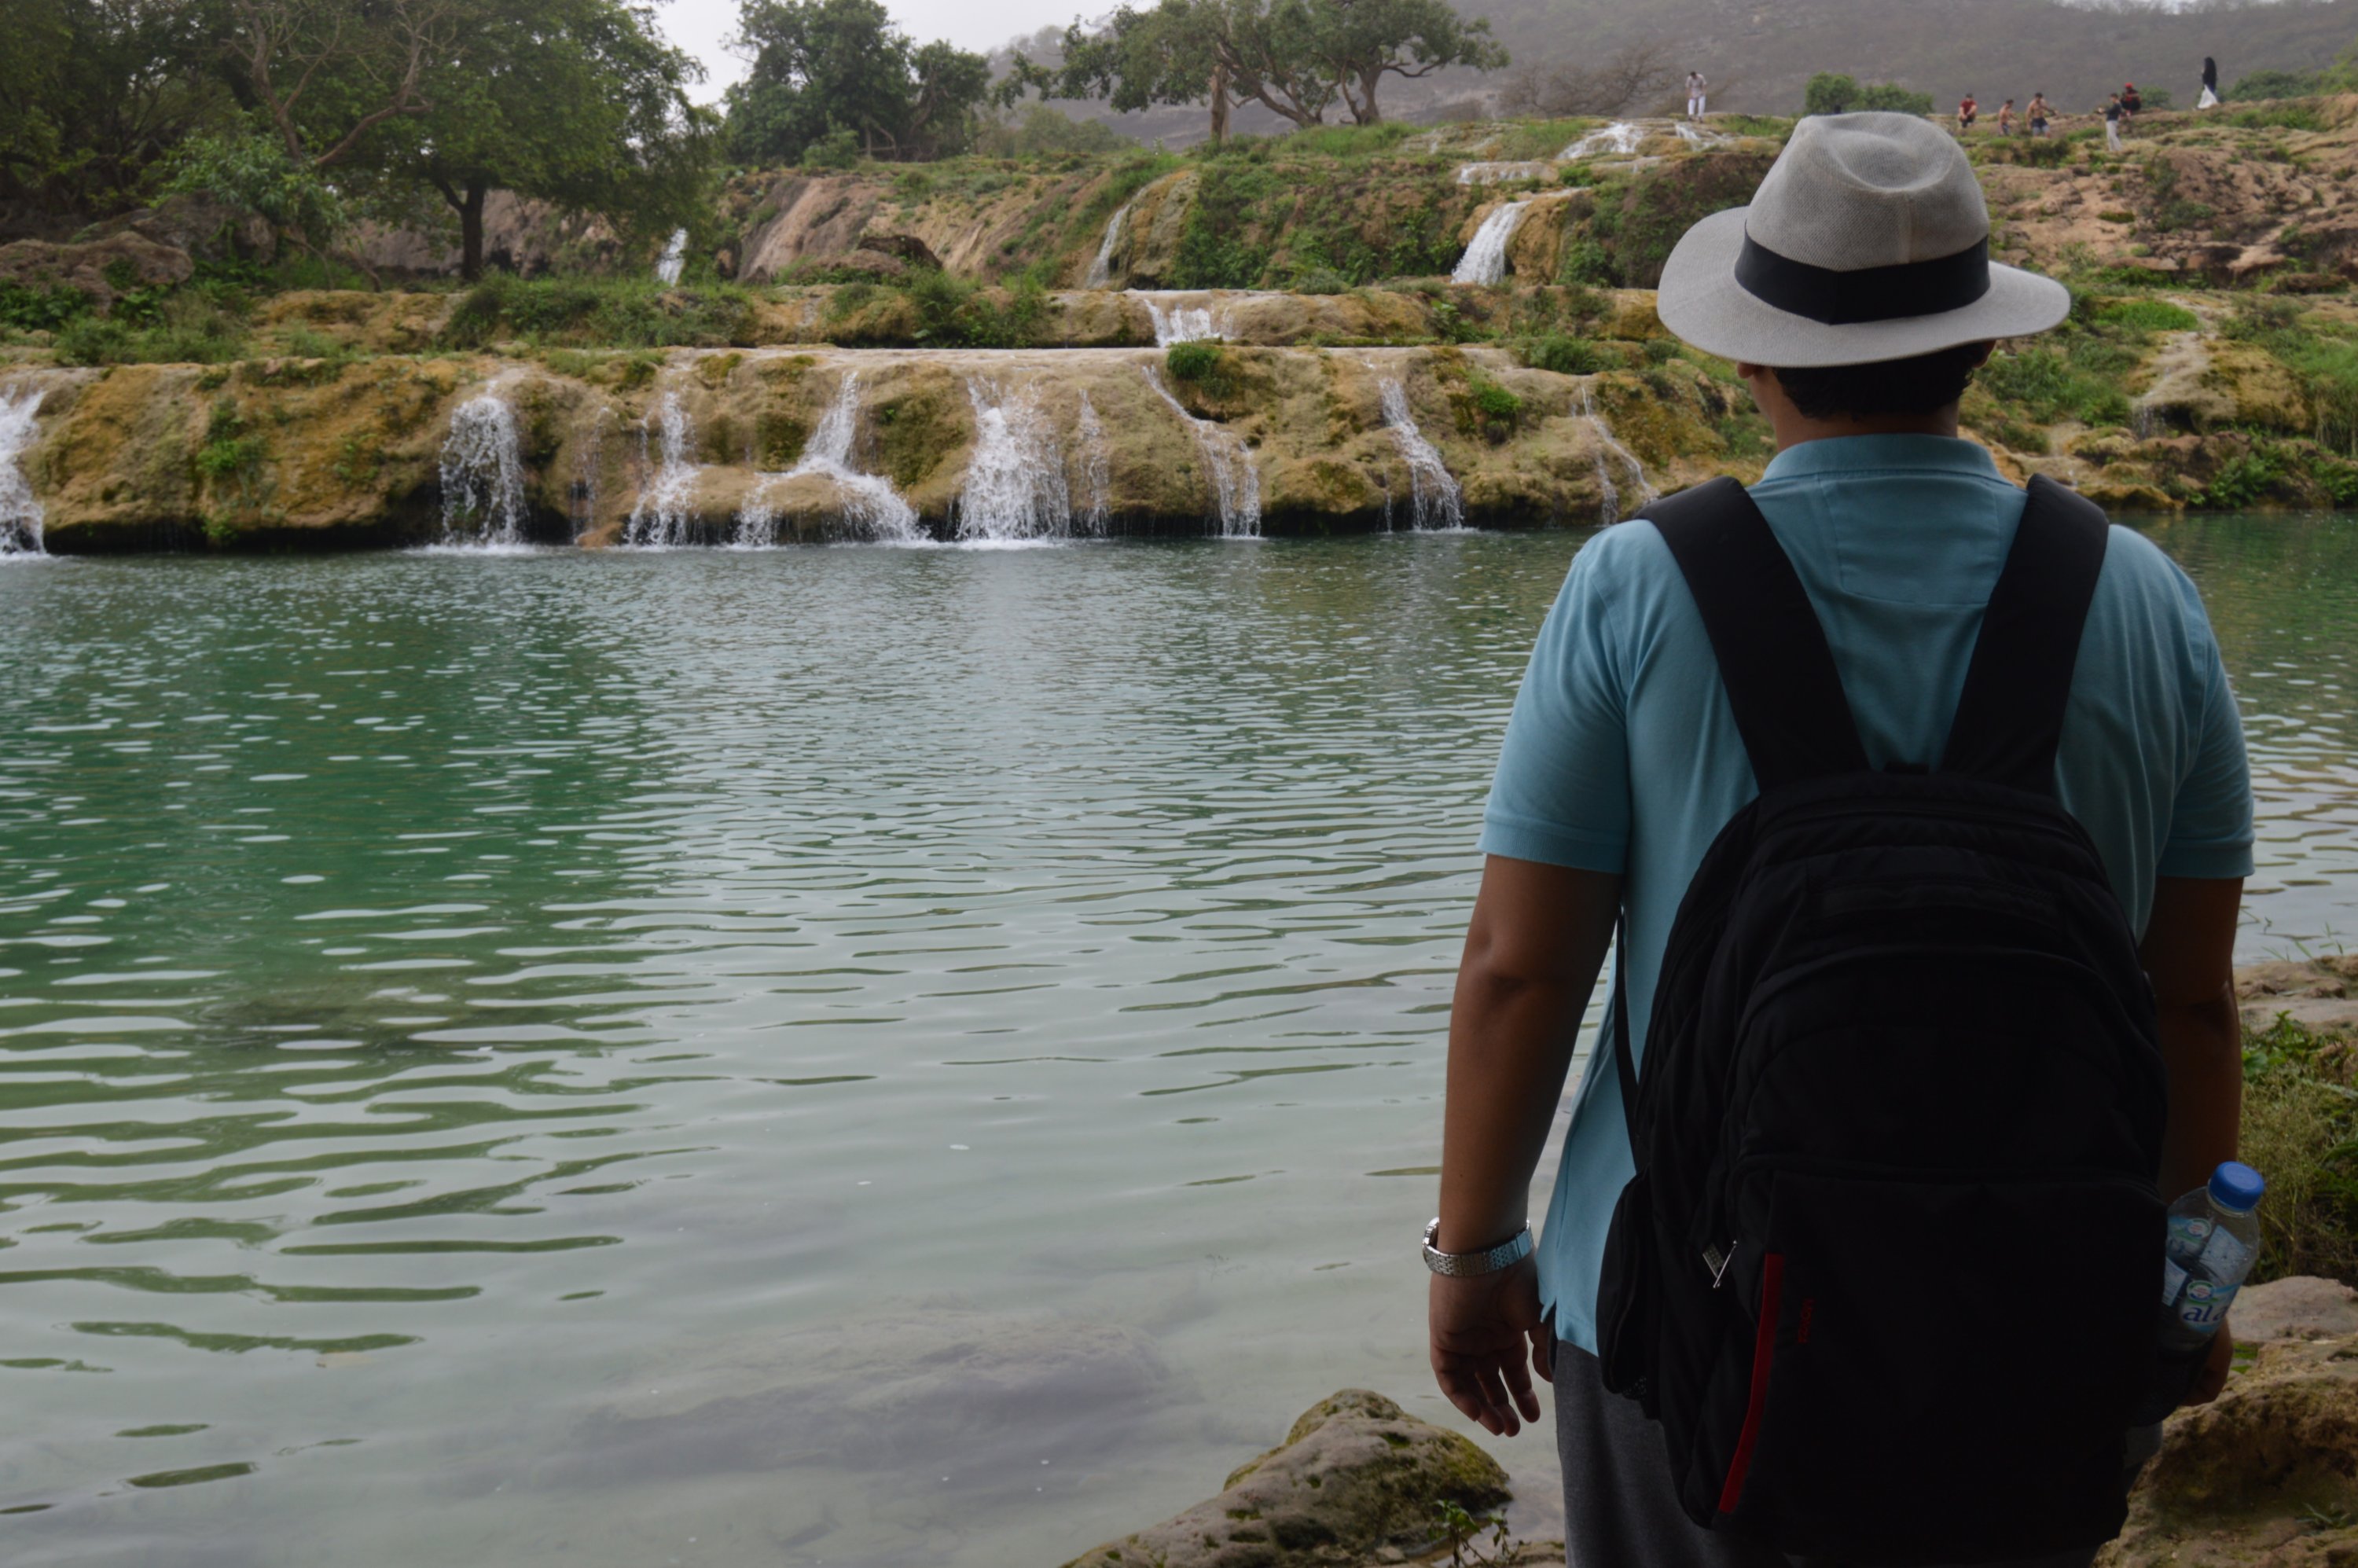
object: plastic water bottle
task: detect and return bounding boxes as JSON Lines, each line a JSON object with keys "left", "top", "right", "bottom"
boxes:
{"left": 2159, "top": 1160, "right": 2266, "bottom": 1351}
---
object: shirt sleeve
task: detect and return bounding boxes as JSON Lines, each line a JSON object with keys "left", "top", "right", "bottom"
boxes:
{"left": 2157, "top": 594, "right": 2256, "bottom": 881}
{"left": 1477, "top": 533, "right": 1634, "bottom": 872}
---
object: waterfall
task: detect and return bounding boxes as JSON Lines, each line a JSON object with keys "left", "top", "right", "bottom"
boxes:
{"left": 1148, "top": 298, "right": 1227, "bottom": 347}
{"left": 654, "top": 229, "right": 688, "bottom": 286}
{"left": 1580, "top": 385, "right": 1656, "bottom": 525}
{"left": 1084, "top": 203, "right": 1132, "bottom": 288}
{"left": 1560, "top": 121, "right": 1644, "bottom": 160}
{"left": 1074, "top": 391, "right": 1111, "bottom": 534}
{"left": 1673, "top": 122, "right": 1726, "bottom": 149}
{"left": 0, "top": 387, "right": 45, "bottom": 557}
{"left": 746, "top": 372, "right": 921, "bottom": 544}
{"left": 1451, "top": 201, "right": 1530, "bottom": 286}
{"left": 1456, "top": 161, "right": 1552, "bottom": 185}
{"left": 437, "top": 390, "right": 529, "bottom": 547}
{"left": 953, "top": 380, "right": 1071, "bottom": 542}
{"left": 1142, "top": 365, "right": 1260, "bottom": 538}
{"left": 1379, "top": 380, "right": 1464, "bottom": 531}
{"left": 626, "top": 390, "right": 700, "bottom": 546}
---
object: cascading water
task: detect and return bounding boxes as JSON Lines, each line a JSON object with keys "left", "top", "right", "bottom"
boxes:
{"left": 1451, "top": 201, "right": 1530, "bottom": 286}
{"left": 626, "top": 390, "right": 700, "bottom": 546}
{"left": 1560, "top": 121, "right": 1644, "bottom": 160}
{"left": 0, "top": 387, "right": 45, "bottom": 557}
{"left": 1379, "top": 379, "right": 1464, "bottom": 531}
{"left": 1673, "top": 121, "right": 1726, "bottom": 149}
{"left": 437, "top": 389, "right": 529, "bottom": 547}
{"left": 654, "top": 229, "right": 688, "bottom": 286}
{"left": 1456, "top": 161, "right": 1552, "bottom": 185}
{"left": 571, "top": 407, "right": 612, "bottom": 538}
{"left": 1148, "top": 299, "right": 1228, "bottom": 347}
{"left": 1143, "top": 365, "right": 1260, "bottom": 538}
{"left": 739, "top": 372, "right": 920, "bottom": 544}
{"left": 953, "top": 380, "right": 1071, "bottom": 542}
{"left": 1580, "top": 384, "right": 1657, "bottom": 525}
{"left": 1074, "top": 391, "right": 1111, "bottom": 534}
{"left": 1084, "top": 203, "right": 1132, "bottom": 288}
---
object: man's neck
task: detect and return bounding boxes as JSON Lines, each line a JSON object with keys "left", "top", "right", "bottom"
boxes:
{"left": 1768, "top": 412, "right": 1962, "bottom": 454}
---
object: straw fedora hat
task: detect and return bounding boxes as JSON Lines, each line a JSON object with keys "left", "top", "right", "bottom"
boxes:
{"left": 1656, "top": 112, "right": 2069, "bottom": 368}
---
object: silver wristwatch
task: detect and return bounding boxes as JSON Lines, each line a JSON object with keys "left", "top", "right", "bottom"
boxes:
{"left": 1422, "top": 1217, "right": 1533, "bottom": 1276}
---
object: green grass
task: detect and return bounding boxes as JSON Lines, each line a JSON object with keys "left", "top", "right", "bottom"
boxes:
{"left": 2239, "top": 1011, "right": 2358, "bottom": 1287}
{"left": 2096, "top": 298, "right": 2201, "bottom": 333}
{"left": 2224, "top": 299, "right": 2358, "bottom": 454}
{"left": 437, "top": 274, "right": 758, "bottom": 350}
{"left": 1269, "top": 121, "right": 1423, "bottom": 160}
{"left": 1516, "top": 334, "right": 1606, "bottom": 375}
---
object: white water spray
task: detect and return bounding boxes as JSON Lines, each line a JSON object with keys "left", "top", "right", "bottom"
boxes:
{"left": 1451, "top": 201, "right": 1530, "bottom": 286}
{"left": 1143, "top": 365, "right": 1260, "bottom": 538}
{"left": 438, "top": 390, "right": 529, "bottom": 546}
{"left": 1074, "top": 391, "right": 1111, "bottom": 534}
{"left": 1580, "top": 385, "right": 1656, "bottom": 525}
{"left": 655, "top": 229, "right": 688, "bottom": 286}
{"left": 1084, "top": 202, "right": 1132, "bottom": 288}
{"left": 1673, "top": 121, "right": 1726, "bottom": 149}
{"left": 0, "top": 388, "right": 46, "bottom": 557}
{"left": 1379, "top": 380, "right": 1464, "bottom": 531}
{"left": 954, "top": 380, "right": 1071, "bottom": 542}
{"left": 1561, "top": 121, "right": 1644, "bottom": 160}
{"left": 626, "top": 390, "right": 700, "bottom": 546}
{"left": 1147, "top": 297, "right": 1229, "bottom": 346}
{"left": 743, "top": 373, "right": 920, "bottom": 544}
{"left": 1456, "top": 161, "right": 1552, "bottom": 185}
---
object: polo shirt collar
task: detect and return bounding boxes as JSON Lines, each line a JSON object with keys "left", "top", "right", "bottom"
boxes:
{"left": 1760, "top": 435, "right": 2003, "bottom": 484}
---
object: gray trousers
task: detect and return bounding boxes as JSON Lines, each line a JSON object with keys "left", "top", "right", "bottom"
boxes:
{"left": 1554, "top": 1342, "right": 2154, "bottom": 1568}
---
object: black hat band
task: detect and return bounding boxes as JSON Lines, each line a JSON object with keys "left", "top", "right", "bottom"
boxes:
{"left": 1734, "top": 232, "right": 1992, "bottom": 325}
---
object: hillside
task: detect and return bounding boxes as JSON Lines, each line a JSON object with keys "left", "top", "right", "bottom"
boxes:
{"left": 1030, "top": 0, "right": 2355, "bottom": 141}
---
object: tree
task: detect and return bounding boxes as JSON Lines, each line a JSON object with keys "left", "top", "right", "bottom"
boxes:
{"left": 723, "top": 0, "right": 993, "bottom": 163}
{"left": 1023, "top": 0, "right": 1500, "bottom": 142}
{"left": 384, "top": 0, "right": 715, "bottom": 278}
{"left": 1500, "top": 38, "right": 1677, "bottom": 119}
{"left": 219, "top": 0, "right": 461, "bottom": 172}
{"left": 1320, "top": 0, "right": 1507, "bottom": 125}
{"left": 1803, "top": 72, "right": 1933, "bottom": 117}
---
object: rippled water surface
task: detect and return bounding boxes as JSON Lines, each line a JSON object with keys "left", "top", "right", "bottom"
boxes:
{"left": 1, "top": 518, "right": 2352, "bottom": 1566}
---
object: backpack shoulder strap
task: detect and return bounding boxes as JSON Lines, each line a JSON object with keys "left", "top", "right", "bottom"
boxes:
{"left": 1643, "top": 477, "right": 1868, "bottom": 791}
{"left": 1938, "top": 476, "right": 2112, "bottom": 795}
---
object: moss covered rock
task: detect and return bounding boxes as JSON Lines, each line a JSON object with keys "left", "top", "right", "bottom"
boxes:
{"left": 1063, "top": 1390, "right": 1510, "bottom": 1568}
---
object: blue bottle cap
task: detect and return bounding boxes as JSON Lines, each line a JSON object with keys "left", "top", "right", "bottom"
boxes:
{"left": 2209, "top": 1160, "right": 2265, "bottom": 1213}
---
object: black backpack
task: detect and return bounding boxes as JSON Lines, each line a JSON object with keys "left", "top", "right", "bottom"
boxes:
{"left": 1592, "top": 476, "right": 2168, "bottom": 1563}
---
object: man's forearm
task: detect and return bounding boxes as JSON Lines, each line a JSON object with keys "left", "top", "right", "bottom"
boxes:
{"left": 1437, "top": 967, "right": 1586, "bottom": 1251}
{"left": 2156, "top": 986, "right": 2243, "bottom": 1200}
{"left": 1434, "top": 859, "right": 1620, "bottom": 1253}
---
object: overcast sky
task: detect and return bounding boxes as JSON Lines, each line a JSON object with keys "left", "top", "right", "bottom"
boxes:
{"left": 659, "top": 0, "right": 1058, "bottom": 101}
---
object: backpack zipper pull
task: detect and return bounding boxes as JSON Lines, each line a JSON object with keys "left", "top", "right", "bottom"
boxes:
{"left": 1702, "top": 1242, "right": 1736, "bottom": 1287}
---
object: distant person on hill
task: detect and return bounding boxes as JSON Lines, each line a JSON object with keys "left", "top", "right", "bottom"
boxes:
{"left": 2029, "top": 91, "right": 2052, "bottom": 135}
{"left": 1998, "top": 97, "right": 2017, "bottom": 134}
{"left": 1431, "top": 107, "right": 2251, "bottom": 1568}
{"left": 2198, "top": 57, "right": 2220, "bottom": 109}
{"left": 2122, "top": 83, "right": 2143, "bottom": 119}
{"left": 1958, "top": 92, "right": 1979, "bottom": 133}
{"left": 1688, "top": 71, "right": 1709, "bottom": 119}
{"left": 2106, "top": 92, "right": 2126, "bottom": 151}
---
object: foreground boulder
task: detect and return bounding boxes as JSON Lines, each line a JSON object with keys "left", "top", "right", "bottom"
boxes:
{"left": 2236, "top": 954, "right": 2358, "bottom": 1035}
{"left": 2099, "top": 1335, "right": 2358, "bottom": 1566}
{"left": 2233, "top": 1276, "right": 2358, "bottom": 1346}
{"left": 1062, "top": 1390, "right": 1520, "bottom": 1568}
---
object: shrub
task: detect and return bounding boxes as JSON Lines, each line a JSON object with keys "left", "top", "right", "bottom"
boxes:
{"left": 1294, "top": 266, "right": 1350, "bottom": 296}
{"left": 2204, "top": 448, "right": 2283, "bottom": 508}
{"left": 803, "top": 127, "right": 861, "bottom": 170}
{"left": 2096, "top": 299, "right": 2201, "bottom": 334}
{"left": 1165, "top": 341, "right": 1223, "bottom": 382}
{"left": 1519, "top": 334, "right": 1605, "bottom": 375}
{"left": 1469, "top": 374, "right": 1522, "bottom": 424}
{"left": 1804, "top": 72, "right": 1933, "bottom": 116}
{"left": 0, "top": 281, "right": 91, "bottom": 332}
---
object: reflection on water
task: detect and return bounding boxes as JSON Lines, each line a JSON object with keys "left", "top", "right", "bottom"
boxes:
{"left": 0, "top": 517, "right": 2352, "bottom": 1566}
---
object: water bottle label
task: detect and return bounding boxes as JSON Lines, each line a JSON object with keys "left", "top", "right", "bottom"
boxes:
{"left": 2161, "top": 1257, "right": 2189, "bottom": 1309}
{"left": 2167, "top": 1214, "right": 2213, "bottom": 1260}
{"left": 2200, "top": 1228, "right": 2253, "bottom": 1283}
{"left": 2175, "top": 1276, "right": 2239, "bottom": 1331}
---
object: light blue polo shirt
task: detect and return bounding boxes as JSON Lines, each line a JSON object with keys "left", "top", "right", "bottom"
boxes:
{"left": 1479, "top": 434, "right": 2255, "bottom": 1355}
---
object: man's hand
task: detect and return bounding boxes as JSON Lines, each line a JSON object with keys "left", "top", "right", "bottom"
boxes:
{"left": 1428, "top": 1255, "right": 1552, "bottom": 1437}
{"left": 2184, "top": 1325, "right": 2235, "bottom": 1408}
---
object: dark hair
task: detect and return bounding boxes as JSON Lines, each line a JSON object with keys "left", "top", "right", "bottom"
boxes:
{"left": 1772, "top": 342, "right": 1990, "bottom": 420}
